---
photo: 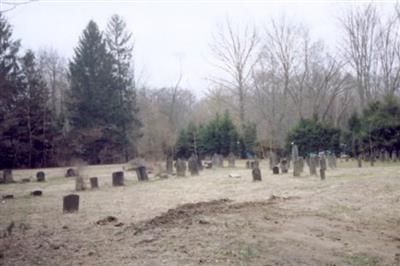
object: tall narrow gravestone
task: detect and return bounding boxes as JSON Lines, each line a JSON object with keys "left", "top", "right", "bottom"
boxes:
{"left": 309, "top": 156, "right": 317, "bottom": 176}
{"left": 90, "top": 177, "right": 99, "bottom": 189}
{"left": 166, "top": 156, "right": 173, "bottom": 174}
{"left": 320, "top": 168, "right": 326, "bottom": 181}
{"left": 252, "top": 167, "right": 262, "bottom": 181}
{"left": 136, "top": 166, "right": 149, "bottom": 181}
{"left": 176, "top": 159, "right": 186, "bottom": 177}
{"left": 188, "top": 155, "right": 199, "bottom": 176}
{"left": 293, "top": 159, "right": 301, "bottom": 177}
{"left": 63, "top": 194, "right": 79, "bottom": 213}
{"left": 112, "top": 171, "right": 124, "bottom": 186}
{"left": 36, "top": 171, "right": 45, "bottom": 182}
{"left": 280, "top": 159, "right": 288, "bottom": 173}
{"left": 2, "top": 169, "right": 14, "bottom": 184}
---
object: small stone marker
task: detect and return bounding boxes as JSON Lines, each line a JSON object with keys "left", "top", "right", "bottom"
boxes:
{"left": 112, "top": 171, "right": 124, "bottom": 186}
{"left": 228, "top": 152, "right": 235, "bottom": 167}
{"left": 272, "top": 166, "right": 279, "bottom": 175}
{"left": 63, "top": 194, "right": 79, "bottom": 213}
{"left": 252, "top": 167, "right": 262, "bottom": 181}
{"left": 36, "top": 171, "right": 45, "bottom": 182}
{"left": 75, "top": 175, "right": 86, "bottom": 191}
{"left": 188, "top": 155, "right": 199, "bottom": 176}
{"left": 136, "top": 166, "right": 149, "bottom": 181}
{"left": 65, "top": 168, "right": 77, "bottom": 177}
{"left": 320, "top": 168, "right": 326, "bottom": 180}
{"left": 228, "top": 173, "right": 241, "bottom": 178}
{"left": 90, "top": 177, "right": 99, "bottom": 189}
{"left": 31, "top": 190, "right": 42, "bottom": 196}
{"left": 176, "top": 159, "right": 187, "bottom": 177}
{"left": 293, "top": 159, "right": 301, "bottom": 177}
{"left": 246, "top": 161, "right": 251, "bottom": 169}
{"left": 2, "top": 169, "right": 14, "bottom": 184}
{"left": 280, "top": 159, "right": 288, "bottom": 173}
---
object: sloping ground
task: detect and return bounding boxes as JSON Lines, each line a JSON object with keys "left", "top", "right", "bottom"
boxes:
{"left": 1, "top": 161, "right": 400, "bottom": 265}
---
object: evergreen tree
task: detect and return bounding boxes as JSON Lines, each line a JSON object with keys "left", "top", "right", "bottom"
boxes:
{"left": 68, "top": 20, "right": 120, "bottom": 164}
{"left": 106, "top": 14, "right": 141, "bottom": 161}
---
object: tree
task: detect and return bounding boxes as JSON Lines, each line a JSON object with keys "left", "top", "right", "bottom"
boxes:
{"left": 106, "top": 14, "right": 141, "bottom": 161}
{"left": 68, "top": 20, "right": 120, "bottom": 164}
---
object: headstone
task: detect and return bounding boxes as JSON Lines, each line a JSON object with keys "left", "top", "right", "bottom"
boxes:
{"left": 166, "top": 156, "right": 173, "bottom": 174}
{"left": 280, "top": 159, "right": 288, "bottom": 173}
{"left": 227, "top": 152, "right": 235, "bottom": 167}
{"left": 188, "top": 155, "right": 199, "bottom": 176}
{"left": 270, "top": 151, "right": 278, "bottom": 170}
{"left": 357, "top": 156, "right": 362, "bottom": 168}
{"left": 112, "top": 171, "right": 124, "bottom": 186}
{"left": 319, "top": 155, "right": 327, "bottom": 170}
{"left": 90, "top": 177, "right": 99, "bottom": 189}
{"left": 309, "top": 156, "right": 317, "bottom": 176}
{"left": 2, "top": 169, "right": 14, "bottom": 184}
{"left": 65, "top": 168, "right": 77, "bottom": 177}
{"left": 272, "top": 166, "right": 279, "bottom": 175}
{"left": 320, "top": 168, "right": 326, "bottom": 180}
{"left": 252, "top": 167, "right": 262, "bottom": 181}
{"left": 63, "top": 194, "right": 79, "bottom": 213}
{"left": 36, "top": 171, "right": 45, "bottom": 182}
{"left": 75, "top": 175, "right": 86, "bottom": 191}
{"left": 31, "top": 190, "right": 42, "bottom": 196}
{"left": 136, "top": 166, "right": 149, "bottom": 181}
{"left": 204, "top": 161, "right": 212, "bottom": 169}
{"left": 292, "top": 144, "right": 299, "bottom": 162}
{"left": 246, "top": 161, "right": 251, "bottom": 169}
{"left": 176, "top": 159, "right": 186, "bottom": 177}
{"left": 250, "top": 160, "right": 259, "bottom": 169}
{"left": 299, "top": 157, "right": 304, "bottom": 173}
{"left": 293, "top": 159, "right": 301, "bottom": 177}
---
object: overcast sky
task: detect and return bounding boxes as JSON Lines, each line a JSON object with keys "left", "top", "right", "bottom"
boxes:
{"left": 3, "top": 0, "right": 396, "bottom": 96}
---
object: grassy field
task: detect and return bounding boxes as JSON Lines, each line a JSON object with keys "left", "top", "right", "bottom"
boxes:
{"left": 1, "top": 159, "right": 400, "bottom": 265}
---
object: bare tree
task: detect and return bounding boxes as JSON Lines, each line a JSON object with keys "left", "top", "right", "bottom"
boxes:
{"left": 209, "top": 18, "right": 260, "bottom": 128}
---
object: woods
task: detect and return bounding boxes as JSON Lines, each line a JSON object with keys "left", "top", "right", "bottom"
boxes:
{"left": 1, "top": 4, "right": 400, "bottom": 169}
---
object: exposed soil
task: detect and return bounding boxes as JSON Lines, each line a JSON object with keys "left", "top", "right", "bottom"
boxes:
{"left": 1, "top": 160, "right": 400, "bottom": 265}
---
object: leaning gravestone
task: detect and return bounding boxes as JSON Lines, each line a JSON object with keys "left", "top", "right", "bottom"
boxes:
{"left": 188, "top": 155, "right": 199, "bottom": 176}
{"left": 75, "top": 175, "right": 86, "bottom": 191}
{"left": 63, "top": 194, "right": 79, "bottom": 213}
{"left": 176, "top": 159, "right": 187, "bottom": 177}
{"left": 252, "top": 167, "right": 262, "bottom": 181}
{"left": 112, "top": 171, "right": 124, "bottom": 186}
{"left": 166, "top": 156, "right": 173, "bottom": 174}
{"left": 65, "top": 168, "right": 77, "bottom": 177}
{"left": 280, "top": 159, "right": 288, "bottom": 173}
{"left": 272, "top": 166, "right": 279, "bottom": 175}
{"left": 90, "top": 177, "right": 99, "bottom": 189}
{"left": 228, "top": 152, "right": 235, "bottom": 167}
{"left": 136, "top": 166, "right": 149, "bottom": 181}
{"left": 36, "top": 171, "right": 45, "bottom": 182}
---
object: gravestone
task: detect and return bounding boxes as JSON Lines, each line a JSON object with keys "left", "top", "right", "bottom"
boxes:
{"left": 272, "top": 166, "right": 279, "bottom": 175}
{"left": 250, "top": 160, "right": 259, "bottom": 169}
{"left": 176, "top": 159, "right": 186, "bottom": 177}
{"left": 36, "top": 171, "right": 45, "bottom": 182}
{"left": 112, "top": 171, "right": 124, "bottom": 186}
{"left": 90, "top": 177, "right": 99, "bottom": 189}
{"left": 292, "top": 144, "right": 299, "bottom": 162}
{"left": 188, "top": 155, "right": 199, "bottom": 176}
{"left": 391, "top": 151, "right": 398, "bottom": 162}
{"left": 246, "top": 161, "right": 251, "bottom": 169}
{"left": 357, "top": 156, "right": 362, "bottom": 168}
{"left": 75, "top": 175, "right": 86, "bottom": 191}
{"left": 65, "top": 168, "right": 77, "bottom": 177}
{"left": 63, "top": 194, "right": 79, "bottom": 213}
{"left": 309, "top": 156, "right": 317, "bottom": 176}
{"left": 299, "top": 157, "right": 304, "bottom": 173}
{"left": 166, "top": 156, "right": 173, "bottom": 174}
{"left": 204, "top": 161, "right": 212, "bottom": 169}
{"left": 252, "top": 167, "right": 262, "bottom": 181}
{"left": 197, "top": 155, "right": 203, "bottom": 171}
{"left": 320, "top": 168, "right": 326, "bottom": 180}
{"left": 2, "top": 169, "right": 14, "bottom": 184}
{"left": 136, "top": 166, "right": 149, "bottom": 181}
{"left": 228, "top": 152, "right": 235, "bottom": 167}
{"left": 280, "top": 159, "right": 288, "bottom": 173}
{"left": 31, "top": 190, "right": 42, "bottom": 196}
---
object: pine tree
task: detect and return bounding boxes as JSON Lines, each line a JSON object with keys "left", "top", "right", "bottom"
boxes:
{"left": 106, "top": 14, "right": 141, "bottom": 161}
{"left": 68, "top": 20, "right": 120, "bottom": 164}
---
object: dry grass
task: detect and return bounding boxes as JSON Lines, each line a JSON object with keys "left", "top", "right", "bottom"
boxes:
{"left": 1, "top": 159, "right": 400, "bottom": 265}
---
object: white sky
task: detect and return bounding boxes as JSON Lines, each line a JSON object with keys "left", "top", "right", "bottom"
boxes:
{"left": 3, "top": 0, "right": 397, "bottom": 96}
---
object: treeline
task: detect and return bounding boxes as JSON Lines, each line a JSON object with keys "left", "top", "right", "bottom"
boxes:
{"left": 0, "top": 14, "right": 141, "bottom": 168}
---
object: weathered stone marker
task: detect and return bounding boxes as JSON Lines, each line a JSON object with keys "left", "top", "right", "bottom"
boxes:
{"left": 320, "top": 168, "right": 326, "bottom": 180}
{"left": 176, "top": 159, "right": 187, "bottom": 177}
{"left": 309, "top": 156, "right": 317, "bottom": 176}
{"left": 63, "top": 194, "right": 79, "bottom": 213}
{"left": 75, "top": 175, "right": 86, "bottom": 191}
{"left": 166, "top": 156, "right": 173, "bottom": 174}
{"left": 357, "top": 156, "right": 362, "bottom": 168}
{"left": 246, "top": 161, "right": 251, "bottom": 169}
{"left": 36, "top": 171, "right": 45, "bottom": 182}
{"left": 31, "top": 190, "right": 42, "bottom": 196}
{"left": 136, "top": 166, "right": 149, "bottom": 181}
{"left": 90, "top": 177, "right": 99, "bottom": 189}
{"left": 228, "top": 152, "right": 235, "bottom": 167}
{"left": 65, "top": 168, "right": 77, "bottom": 177}
{"left": 2, "top": 169, "right": 14, "bottom": 184}
{"left": 188, "top": 155, "right": 199, "bottom": 176}
{"left": 272, "top": 166, "right": 279, "bottom": 175}
{"left": 280, "top": 159, "right": 288, "bottom": 173}
{"left": 252, "top": 167, "right": 262, "bottom": 181}
{"left": 112, "top": 171, "right": 124, "bottom": 186}
{"left": 320, "top": 155, "right": 327, "bottom": 170}
{"left": 293, "top": 159, "right": 301, "bottom": 177}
